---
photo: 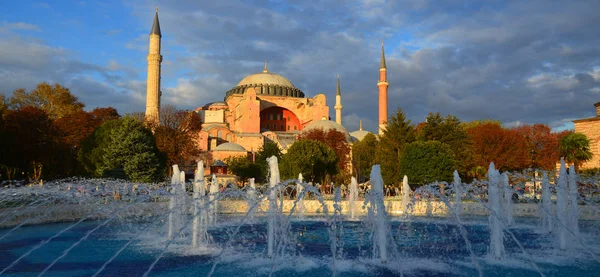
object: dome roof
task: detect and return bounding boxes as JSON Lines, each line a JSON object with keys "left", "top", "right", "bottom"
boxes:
{"left": 237, "top": 72, "right": 295, "bottom": 88}
{"left": 213, "top": 142, "right": 247, "bottom": 152}
{"left": 350, "top": 129, "right": 371, "bottom": 142}
{"left": 225, "top": 66, "right": 305, "bottom": 99}
{"left": 303, "top": 118, "right": 352, "bottom": 142}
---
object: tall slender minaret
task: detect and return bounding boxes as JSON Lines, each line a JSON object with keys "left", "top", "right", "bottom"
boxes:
{"left": 145, "top": 7, "right": 162, "bottom": 124}
{"left": 335, "top": 74, "right": 343, "bottom": 125}
{"left": 377, "top": 40, "right": 388, "bottom": 135}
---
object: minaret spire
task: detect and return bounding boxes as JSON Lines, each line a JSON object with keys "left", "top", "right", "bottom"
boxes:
{"left": 263, "top": 61, "right": 268, "bottom": 73}
{"left": 145, "top": 9, "right": 163, "bottom": 125}
{"left": 377, "top": 40, "right": 388, "bottom": 135}
{"left": 335, "top": 74, "right": 343, "bottom": 125}
{"left": 359, "top": 120, "right": 363, "bottom": 131}
{"left": 380, "top": 39, "right": 386, "bottom": 69}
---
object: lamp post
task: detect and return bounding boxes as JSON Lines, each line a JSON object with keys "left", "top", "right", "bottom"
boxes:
{"left": 530, "top": 149, "right": 537, "bottom": 201}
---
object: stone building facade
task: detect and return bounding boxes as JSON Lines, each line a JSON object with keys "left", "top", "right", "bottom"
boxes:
{"left": 572, "top": 102, "right": 600, "bottom": 169}
{"left": 143, "top": 11, "right": 386, "bottom": 177}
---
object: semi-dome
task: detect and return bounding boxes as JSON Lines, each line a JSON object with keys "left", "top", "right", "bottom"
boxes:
{"left": 213, "top": 142, "right": 247, "bottom": 152}
{"left": 225, "top": 65, "right": 305, "bottom": 99}
{"left": 302, "top": 118, "right": 352, "bottom": 142}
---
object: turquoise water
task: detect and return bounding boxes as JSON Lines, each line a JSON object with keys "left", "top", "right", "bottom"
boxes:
{"left": 1, "top": 216, "right": 599, "bottom": 276}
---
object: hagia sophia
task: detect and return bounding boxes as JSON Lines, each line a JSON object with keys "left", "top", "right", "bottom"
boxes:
{"left": 143, "top": 10, "right": 387, "bottom": 176}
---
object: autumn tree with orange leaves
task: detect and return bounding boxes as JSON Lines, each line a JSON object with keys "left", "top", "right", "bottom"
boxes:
{"left": 466, "top": 123, "right": 529, "bottom": 175}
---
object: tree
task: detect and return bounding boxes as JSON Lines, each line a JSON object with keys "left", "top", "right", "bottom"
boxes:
{"left": 54, "top": 107, "right": 120, "bottom": 176}
{"left": 376, "top": 108, "right": 416, "bottom": 186}
{"left": 399, "top": 141, "right": 455, "bottom": 185}
{"left": 298, "top": 128, "right": 351, "bottom": 176}
{"left": 153, "top": 105, "right": 202, "bottom": 168}
{"left": 255, "top": 141, "right": 283, "bottom": 181}
{"left": 79, "top": 117, "right": 165, "bottom": 182}
{"left": 9, "top": 83, "right": 84, "bottom": 120}
{"left": 559, "top": 132, "right": 593, "bottom": 171}
{"left": 418, "top": 112, "right": 473, "bottom": 176}
{"left": 467, "top": 123, "right": 529, "bottom": 173}
{"left": 513, "top": 124, "right": 562, "bottom": 170}
{"left": 0, "top": 106, "right": 60, "bottom": 180}
{"left": 225, "top": 156, "right": 261, "bottom": 183}
{"left": 280, "top": 140, "right": 337, "bottom": 183}
{"left": 352, "top": 133, "right": 378, "bottom": 182}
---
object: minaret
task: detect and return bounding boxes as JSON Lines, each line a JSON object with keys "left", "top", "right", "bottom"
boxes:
{"left": 335, "top": 74, "right": 343, "bottom": 125}
{"left": 145, "top": 7, "right": 162, "bottom": 124}
{"left": 377, "top": 40, "right": 388, "bottom": 135}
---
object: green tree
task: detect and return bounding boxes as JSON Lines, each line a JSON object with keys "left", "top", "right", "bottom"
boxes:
{"left": 299, "top": 128, "right": 351, "bottom": 176}
{"left": 9, "top": 83, "right": 84, "bottom": 120}
{"left": 280, "top": 140, "right": 337, "bottom": 183}
{"left": 399, "top": 141, "right": 455, "bottom": 185}
{"left": 559, "top": 132, "right": 593, "bottom": 171}
{"left": 352, "top": 133, "right": 378, "bottom": 182}
{"left": 79, "top": 117, "right": 165, "bottom": 182}
{"left": 376, "top": 108, "right": 416, "bottom": 186}
{"left": 255, "top": 141, "right": 283, "bottom": 181}
{"left": 418, "top": 112, "right": 473, "bottom": 176}
{"left": 225, "top": 156, "right": 261, "bottom": 183}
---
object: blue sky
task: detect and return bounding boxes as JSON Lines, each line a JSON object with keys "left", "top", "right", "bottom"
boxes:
{"left": 1, "top": 0, "right": 599, "bottom": 133}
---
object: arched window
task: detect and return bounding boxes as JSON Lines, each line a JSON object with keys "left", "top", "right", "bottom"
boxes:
{"left": 226, "top": 133, "right": 231, "bottom": 141}
{"left": 217, "top": 130, "right": 222, "bottom": 139}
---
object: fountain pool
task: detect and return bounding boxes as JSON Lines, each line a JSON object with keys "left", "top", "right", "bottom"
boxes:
{"left": 2, "top": 216, "right": 600, "bottom": 277}
{"left": 1, "top": 159, "right": 600, "bottom": 276}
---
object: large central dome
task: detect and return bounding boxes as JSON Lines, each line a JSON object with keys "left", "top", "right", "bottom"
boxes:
{"left": 225, "top": 65, "right": 305, "bottom": 99}
{"left": 236, "top": 72, "right": 295, "bottom": 88}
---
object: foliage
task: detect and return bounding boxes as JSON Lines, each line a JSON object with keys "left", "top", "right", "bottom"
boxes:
{"left": 559, "top": 132, "right": 593, "bottom": 170}
{"left": 513, "top": 124, "right": 563, "bottom": 170}
{"left": 352, "top": 132, "right": 378, "bottom": 182}
{"left": 280, "top": 140, "right": 337, "bottom": 183}
{"left": 153, "top": 105, "right": 202, "bottom": 167}
{"left": 79, "top": 117, "right": 165, "bottom": 182}
{"left": 466, "top": 123, "right": 529, "bottom": 173}
{"left": 461, "top": 119, "right": 502, "bottom": 130}
{"left": 255, "top": 141, "right": 283, "bottom": 181}
{"left": 8, "top": 82, "right": 84, "bottom": 120}
{"left": 0, "top": 106, "right": 60, "bottom": 180}
{"left": 399, "top": 141, "right": 455, "bottom": 185}
{"left": 225, "top": 156, "right": 261, "bottom": 182}
{"left": 298, "top": 128, "right": 350, "bottom": 175}
{"left": 417, "top": 112, "right": 473, "bottom": 176}
{"left": 375, "top": 108, "right": 416, "bottom": 186}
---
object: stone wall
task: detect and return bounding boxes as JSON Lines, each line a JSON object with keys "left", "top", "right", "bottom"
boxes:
{"left": 574, "top": 119, "right": 600, "bottom": 169}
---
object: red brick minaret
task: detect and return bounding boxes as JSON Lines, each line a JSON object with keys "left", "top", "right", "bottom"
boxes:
{"left": 377, "top": 40, "right": 388, "bottom": 135}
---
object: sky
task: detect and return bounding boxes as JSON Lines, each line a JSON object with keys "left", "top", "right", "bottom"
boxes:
{"left": 1, "top": 0, "right": 599, "bottom": 133}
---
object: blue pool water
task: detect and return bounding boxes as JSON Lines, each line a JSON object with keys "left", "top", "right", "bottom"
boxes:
{"left": 1, "top": 216, "right": 599, "bottom": 276}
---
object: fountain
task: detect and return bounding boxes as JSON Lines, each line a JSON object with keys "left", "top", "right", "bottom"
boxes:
{"left": 296, "top": 173, "right": 305, "bottom": 217}
{"left": 192, "top": 161, "right": 210, "bottom": 248}
{"left": 1, "top": 159, "right": 600, "bottom": 276}
{"left": 209, "top": 174, "right": 218, "bottom": 225}
{"left": 487, "top": 162, "right": 505, "bottom": 259}
{"left": 348, "top": 177, "right": 358, "bottom": 219}
{"left": 502, "top": 172, "right": 514, "bottom": 226}
{"left": 402, "top": 175, "right": 411, "bottom": 215}
{"left": 540, "top": 171, "right": 553, "bottom": 233}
